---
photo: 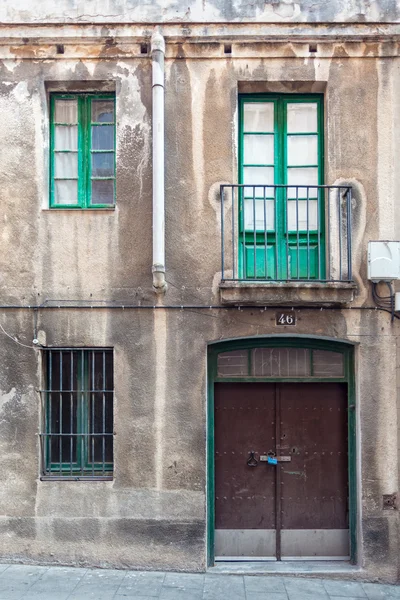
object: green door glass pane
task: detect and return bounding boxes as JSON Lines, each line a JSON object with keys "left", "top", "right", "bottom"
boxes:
{"left": 243, "top": 102, "right": 274, "bottom": 131}
{"left": 244, "top": 135, "right": 274, "bottom": 164}
{"left": 287, "top": 135, "right": 318, "bottom": 166}
{"left": 287, "top": 102, "right": 317, "bottom": 132}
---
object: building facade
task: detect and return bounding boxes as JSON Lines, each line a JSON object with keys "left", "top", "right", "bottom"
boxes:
{"left": 0, "top": 0, "right": 400, "bottom": 582}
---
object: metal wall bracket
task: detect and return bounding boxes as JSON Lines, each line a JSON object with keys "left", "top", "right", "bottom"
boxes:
{"left": 383, "top": 493, "right": 398, "bottom": 510}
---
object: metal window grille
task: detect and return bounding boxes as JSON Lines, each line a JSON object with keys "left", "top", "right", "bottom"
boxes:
{"left": 40, "top": 348, "right": 114, "bottom": 480}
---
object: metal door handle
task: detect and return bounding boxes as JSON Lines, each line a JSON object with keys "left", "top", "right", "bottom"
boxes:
{"left": 247, "top": 451, "right": 258, "bottom": 467}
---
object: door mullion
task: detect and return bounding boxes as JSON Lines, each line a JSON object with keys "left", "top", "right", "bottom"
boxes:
{"left": 275, "top": 383, "right": 282, "bottom": 561}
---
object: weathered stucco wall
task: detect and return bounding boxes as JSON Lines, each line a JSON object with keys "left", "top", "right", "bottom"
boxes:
{"left": 0, "top": 31, "right": 399, "bottom": 580}
{"left": 0, "top": 309, "right": 398, "bottom": 576}
{"left": 1, "top": 0, "right": 400, "bottom": 24}
{"left": 0, "top": 42, "right": 397, "bottom": 305}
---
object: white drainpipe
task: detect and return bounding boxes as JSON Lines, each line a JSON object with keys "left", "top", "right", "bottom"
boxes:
{"left": 151, "top": 29, "right": 167, "bottom": 294}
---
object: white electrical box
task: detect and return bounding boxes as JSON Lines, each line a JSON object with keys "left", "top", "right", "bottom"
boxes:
{"left": 368, "top": 241, "right": 400, "bottom": 282}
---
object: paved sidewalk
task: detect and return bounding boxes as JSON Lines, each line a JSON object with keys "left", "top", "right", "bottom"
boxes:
{"left": 0, "top": 564, "right": 398, "bottom": 600}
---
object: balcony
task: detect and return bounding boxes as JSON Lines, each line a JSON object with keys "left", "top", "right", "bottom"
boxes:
{"left": 219, "top": 184, "right": 357, "bottom": 306}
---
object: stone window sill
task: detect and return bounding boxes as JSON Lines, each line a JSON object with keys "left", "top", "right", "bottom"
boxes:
{"left": 219, "top": 281, "right": 357, "bottom": 307}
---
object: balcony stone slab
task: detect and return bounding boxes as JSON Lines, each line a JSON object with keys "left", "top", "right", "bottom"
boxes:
{"left": 219, "top": 281, "right": 357, "bottom": 306}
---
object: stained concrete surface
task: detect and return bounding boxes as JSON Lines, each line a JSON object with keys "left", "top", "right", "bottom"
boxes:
{"left": 0, "top": 564, "right": 398, "bottom": 599}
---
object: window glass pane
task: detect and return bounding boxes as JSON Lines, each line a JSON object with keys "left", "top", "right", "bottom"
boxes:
{"left": 55, "top": 152, "right": 78, "bottom": 178}
{"left": 287, "top": 199, "right": 318, "bottom": 230}
{"left": 287, "top": 103, "right": 318, "bottom": 133}
{"left": 92, "top": 125, "right": 114, "bottom": 150}
{"left": 243, "top": 166, "right": 274, "bottom": 196}
{"left": 54, "top": 180, "right": 78, "bottom": 204}
{"left": 55, "top": 126, "right": 78, "bottom": 151}
{"left": 55, "top": 99, "right": 78, "bottom": 124}
{"left": 243, "top": 102, "right": 274, "bottom": 132}
{"left": 287, "top": 167, "right": 318, "bottom": 198}
{"left": 91, "top": 100, "right": 114, "bottom": 123}
{"left": 313, "top": 350, "right": 344, "bottom": 377}
{"left": 244, "top": 135, "right": 274, "bottom": 165}
{"left": 92, "top": 153, "right": 114, "bottom": 177}
{"left": 217, "top": 350, "right": 249, "bottom": 377}
{"left": 287, "top": 135, "right": 318, "bottom": 166}
{"left": 91, "top": 180, "right": 114, "bottom": 205}
{"left": 252, "top": 348, "right": 311, "bottom": 377}
{"left": 244, "top": 199, "right": 275, "bottom": 231}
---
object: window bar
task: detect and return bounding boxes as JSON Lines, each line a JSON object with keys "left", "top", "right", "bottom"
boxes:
{"left": 263, "top": 186, "right": 267, "bottom": 280}
{"left": 306, "top": 186, "right": 310, "bottom": 280}
{"left": 59, "top": 351, "right": 63, "bottom": 477}
{"left": 46, "top": 352, "right": 53, "bottom": 473}
{"left": 296, "top": 186, "right": 300, "bottom": 280}
{"left": 327, "top": 187, "right": 331, "bottom": 280}
{"left": 102, "top": 351, "right": 106, "bottom": 476}
{"left": 80, "top": 349, "right": 84, "bottom": 477}
{"left": 41, "top": 380, "right": 47, "bottom": 476}
{"left": 70, "top": 350, "right": 73, "bottom": 476}
{"left": 317, "top": 188, "right": 321, "bottom": 280}
{"left": 339, "top": 187, "right": 343, "bottom": 281}
{"left": 253, "top": 186, "right": 256, "bottom": 279}
{"left": 275, "top": 186, "right": 279, "bottom": 280}
{"left": 242, "top": 188, "right": 247, "bottom": 281}
{"left": 310, "top": 349, "right": 314, "bottom": 377}
{"left": 286, "top": 186, "right": 289, "bottom": 280}
{"left": 220, "top": 185, "right": 225, "bottom": 280}
{"left": 40, "top": 432, "right": 45, "bottom": 478}
{"left": 91, "top": 351, "right": 95, "bottom": 477}
{"left": 347, "top": 187, "right": 353, "bottom": 281}
{"left": 232, "top": 187, "right": 235, "bottom": 281}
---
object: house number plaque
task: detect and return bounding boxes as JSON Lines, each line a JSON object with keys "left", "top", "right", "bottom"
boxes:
{"left": 276, "top": 311, "right": 296, "bottom": 326}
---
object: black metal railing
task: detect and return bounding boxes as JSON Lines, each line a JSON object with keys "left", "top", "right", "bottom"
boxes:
{"left": 220, "top": 184, "right": 352, "bottom": 283}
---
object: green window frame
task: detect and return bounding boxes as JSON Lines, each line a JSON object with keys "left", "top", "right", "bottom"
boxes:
{"left": 239, "top": 94, "right": 324, "bottom": 280}
{"left": 50, "top": 93, "right": 116, "bottom": 208}
{"left": 40, "top": 348, "right": 114, "bottom": 480}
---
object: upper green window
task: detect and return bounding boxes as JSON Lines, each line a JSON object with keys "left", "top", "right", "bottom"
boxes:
{"left": 239, "top": 94, "right": 324, "bottom": 279}
{"left": 50, "top": 93, "right": 116, "bottom": 208}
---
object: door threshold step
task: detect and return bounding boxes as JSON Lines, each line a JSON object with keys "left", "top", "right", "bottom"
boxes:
{"left": 209, "top": 561, "right": 360, "bottom": 575}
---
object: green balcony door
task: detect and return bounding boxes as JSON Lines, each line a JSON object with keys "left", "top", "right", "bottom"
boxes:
{"left": 239, "top": 95, "right": 324, "bottom": 280}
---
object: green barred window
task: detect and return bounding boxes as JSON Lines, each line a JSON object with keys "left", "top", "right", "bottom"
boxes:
{"left": 50, "top": 93, "right": 116, "bottom": 208}
{"left": 40, "top": 348, "right": 114, "bottom": 480}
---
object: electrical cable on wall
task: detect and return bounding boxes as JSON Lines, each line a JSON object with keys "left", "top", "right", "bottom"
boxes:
{"left": 372, "top": 281, "right": 398, "bottom": 322}
{"left": 0, "top": 322, "right": 35, "bottom": 349}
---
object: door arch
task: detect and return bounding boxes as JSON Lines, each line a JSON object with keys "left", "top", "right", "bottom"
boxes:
{"left": 207, "top": 336, "right": 356, "bottom": 565}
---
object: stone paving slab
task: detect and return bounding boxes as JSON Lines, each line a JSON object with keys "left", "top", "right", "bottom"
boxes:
{"left": 0, "top": 564, "right": 397, "bottom": 600}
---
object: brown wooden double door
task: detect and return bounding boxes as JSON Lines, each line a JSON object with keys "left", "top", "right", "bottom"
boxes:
{"left": 214, "top": 382, "right": 349, "bottom": 560}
